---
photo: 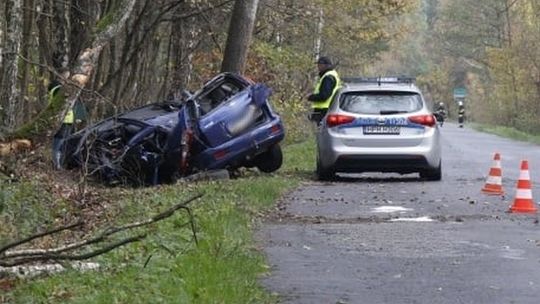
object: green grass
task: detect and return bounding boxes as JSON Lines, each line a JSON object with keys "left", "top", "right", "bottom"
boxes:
{"left": 473, "top": 123, "right": 540, "bottom": 145}
{"left": 1, "top": 139, "right": 316, "bottom": 304}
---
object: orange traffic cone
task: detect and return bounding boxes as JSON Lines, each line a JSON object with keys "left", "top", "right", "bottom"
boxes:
{"left": 482, "top": 153, "right": 504, "bottom": 195}
{"left": 509, "top": 160, "right": 537, "bottom": 213}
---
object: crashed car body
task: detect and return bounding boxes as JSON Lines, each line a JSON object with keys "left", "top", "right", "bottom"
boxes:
{"left": 54, "top": 73, "right": 285, "bottom": 185}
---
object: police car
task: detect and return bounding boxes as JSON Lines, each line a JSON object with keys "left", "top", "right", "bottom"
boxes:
{"left": 316, "top": 77, "right": 442, "bottom": 181}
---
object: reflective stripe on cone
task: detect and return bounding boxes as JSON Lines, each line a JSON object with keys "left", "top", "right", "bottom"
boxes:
{"left": 482, "top": 153, "right": 504, "bottom": 196}
{"left": 509, "top": 160, "right": 537, "bottom": 214}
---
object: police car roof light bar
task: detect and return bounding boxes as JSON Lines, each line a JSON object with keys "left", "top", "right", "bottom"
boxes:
{"left": 342, "top": 76, "right": 416, "bottom": 86}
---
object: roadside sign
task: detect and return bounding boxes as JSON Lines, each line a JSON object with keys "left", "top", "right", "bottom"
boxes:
{"left": 453, "top": 87, "right": 467, "bottom": 99}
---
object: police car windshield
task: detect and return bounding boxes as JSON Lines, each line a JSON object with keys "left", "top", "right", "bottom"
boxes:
{"left": 340, "top": 91, "right": 422, "bottom": 115}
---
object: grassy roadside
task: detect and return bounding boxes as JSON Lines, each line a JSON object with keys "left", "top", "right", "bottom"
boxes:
{"left": 473, "top": 123, "right": 540, "bottom": 145}
{"left": 1, "top": 139, "right": 316, "bottom": 304}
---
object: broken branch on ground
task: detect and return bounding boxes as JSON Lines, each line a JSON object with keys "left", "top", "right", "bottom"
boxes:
{"left": 0, "top": 194, "right": 203, "bottom": 268}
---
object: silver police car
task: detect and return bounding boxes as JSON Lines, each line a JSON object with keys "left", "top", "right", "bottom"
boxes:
{"left": 316, "top": 77, "right": 441, "bottom": 180}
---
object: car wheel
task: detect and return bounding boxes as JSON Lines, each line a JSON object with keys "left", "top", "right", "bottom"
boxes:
{"left": 256, "top": 144, "right": 283, "bottom": 173}
{"left": 420, "top": 161, "right": 442, "bottom": 181}
{"left": 316, "top": 157, "right": 335, "bottom": 181}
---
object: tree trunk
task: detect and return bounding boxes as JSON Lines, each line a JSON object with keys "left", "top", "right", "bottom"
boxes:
{"left": 221, "top": 0, "right": 260, "bottom": 74}
{"left": 0, "top": 0, "right": 23, "bottom": 131}
{"left": 69, "top": 0, "right": 95, "bottom": 68}
{"left": 52, "top": 0, "right": 70, "bottom": 71}
{"left": 20, "top": 0, "right": 36, "bottom": 124}
{"left": 171, "top": 2, "right": 199, "bottom": 94}
{"left": 63, "top": 0, "right": 137, "bottom": 115}
{"left": 0, "top": 0, "right": 5, "bottom": 71}
{"left": 36, "top": 0, "right": 53, "bottom": 69}
{"left": 313, "top": 8, "right": 324, "bottom": 61}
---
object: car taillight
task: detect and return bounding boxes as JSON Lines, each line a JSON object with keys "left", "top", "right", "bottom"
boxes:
{"left": 213, "top": 149, "right": 228, "bottom": 160}
{"left": 179, "top": 129, "right": 193, "bottom": 173}
{"left": 270, "top": 124, "right": 281, "bottom": 134}
{"left": 409, "top": 114, "right": 436, "bottom": 127}
{"left": 326, "top": 114, "right": 355, "bottom": 128}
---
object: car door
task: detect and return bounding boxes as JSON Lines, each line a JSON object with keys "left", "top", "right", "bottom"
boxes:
{"left": 197, "top": 88, "right": 261, "bottom": 147}
{"left": 163, "top": 99, "right": 197, "bottom": 175}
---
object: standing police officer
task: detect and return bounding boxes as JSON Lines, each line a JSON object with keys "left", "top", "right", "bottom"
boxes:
{"left": 307, "top": 56, "right": 341, "bottom": 124}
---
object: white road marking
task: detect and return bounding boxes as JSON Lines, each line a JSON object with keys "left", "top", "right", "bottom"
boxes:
{"left": 390, "top": 216, "right": 434, "bottom": 222}
{"left": 500, "top": 246, "right": 525, "bottom": 260}
{"left": 371, "top": 206, "right": 412, "bottom": 213}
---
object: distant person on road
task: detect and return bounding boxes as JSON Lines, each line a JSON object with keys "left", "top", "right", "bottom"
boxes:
{"left": 458, "top": 101, "right": 465, "bottom": 128}
{"left": 307, "top": 56, "right": 342, "bottom": 124}
{"left": 436, "top": 102, "right": 446, "bottom": 114}
{"left": 435, "top": 101, "right": 447, "bottom": 126}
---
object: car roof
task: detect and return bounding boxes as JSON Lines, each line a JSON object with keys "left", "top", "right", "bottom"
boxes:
{"left": 341, "top": 83, "right": 421, "bottom": 94}
{"left": 340, "top": 77, "right": 421, "bottom": 94}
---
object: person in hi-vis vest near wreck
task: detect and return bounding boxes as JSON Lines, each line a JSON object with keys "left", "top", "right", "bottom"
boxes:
{"left": 51, "top": 78, "right": 88, "bottom": 169}
{"left": 307, "top": 56, "right": 341, "bottom": 124}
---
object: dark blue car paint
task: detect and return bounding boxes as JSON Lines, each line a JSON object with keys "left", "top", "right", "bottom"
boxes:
{"left": 195, "top": 117, "right": 284, "bottom": 170}
{"left": 54, "top": 74, "right": 285, "bottom": 185}
{"left": 170, "top": 83, "right": 284, "bottom": 172}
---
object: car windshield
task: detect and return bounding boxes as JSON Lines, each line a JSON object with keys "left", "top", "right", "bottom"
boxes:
{"left": 340, "top": 91, "right": 422, "bottom": 115}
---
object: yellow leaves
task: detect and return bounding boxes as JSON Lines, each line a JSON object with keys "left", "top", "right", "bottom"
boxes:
{"left": 357, "top": 29, "right": 389, "bottom": 42}
{"left": 514, "top": 0, "right": 539, "bottom": 28}
{"left": 485, "top": 47, "right": 509, "bottom": 62}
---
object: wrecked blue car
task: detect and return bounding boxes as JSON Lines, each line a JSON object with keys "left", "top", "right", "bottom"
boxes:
{"left": 54, "top": 73, "right": 285, "bottom": 185}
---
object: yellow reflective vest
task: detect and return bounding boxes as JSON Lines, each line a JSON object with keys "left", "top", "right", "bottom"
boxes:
{"left": 63, "top": 109, "right": 74, "bottom": 124}
{"left": 47, "top": 84, "right": 74, "bottom": 124}
{"left": 312, "top": 70, "right": 342, "bottom": 110}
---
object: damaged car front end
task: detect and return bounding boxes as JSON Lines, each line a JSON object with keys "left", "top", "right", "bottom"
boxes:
{"left": 53, "top": 73, "right": 285, "bottom": 186}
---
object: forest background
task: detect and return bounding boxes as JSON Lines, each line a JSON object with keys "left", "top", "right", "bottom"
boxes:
{"left": 2, "top": 0, "right": 540, "bottom": 302}
{"left": 2, "top": 0, "right": 539, "bottom": 141}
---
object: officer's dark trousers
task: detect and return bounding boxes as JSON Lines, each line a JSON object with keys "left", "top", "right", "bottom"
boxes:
{"left": 309, "top": 108, "right": 328, "bottom": 125}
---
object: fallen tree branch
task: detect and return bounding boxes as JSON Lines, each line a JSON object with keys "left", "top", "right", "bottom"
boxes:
{"left": 0, "top": 262, "right": 100, "bottom": 278}
{"left": 0, "top": 222, "right": 83, "bottom": 255}
{"left": 0, "top": 194, "right": 202, "bottom": 268}
{"left": 1, "top": 235, "right": 146, "bottom": 267}
{"left": 105, "top": 193, "right": 202, "bottom": 235}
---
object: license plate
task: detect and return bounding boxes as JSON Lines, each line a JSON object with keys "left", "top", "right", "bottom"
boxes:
{"left": 363, "top": 125, "right": 401, "bottom": 135}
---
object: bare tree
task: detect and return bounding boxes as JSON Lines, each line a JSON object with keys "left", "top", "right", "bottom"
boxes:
{"left": 171, "top": 2, "right": 200, "bottom": 93}
{"left": 52, "top": 0, "right": 71, "bottom": 71}
{"left": 0, "top": 0, "right": 23, "bottom": 131}
{"left": 0, "top": 0, "right": 5, "bottom": 89}
{"left": 221, "top": 0, "right": 260, "bottom": 74}
{"left": 313, "top": 7, "right": 324, "bottom": 61}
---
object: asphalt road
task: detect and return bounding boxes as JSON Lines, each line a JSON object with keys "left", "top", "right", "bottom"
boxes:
{"left": 259, "top": 123, "right": 540, "bottom": 304}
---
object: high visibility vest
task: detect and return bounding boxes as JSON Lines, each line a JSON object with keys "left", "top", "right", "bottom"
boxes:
{"left": 312, "top": 70, "right": 342, "bottom": 110}
{"left": 63, "top": 109, "right": 74, "bottom": 124}
{"left": 47, "top": 84, "right": 74, "bottom": 124}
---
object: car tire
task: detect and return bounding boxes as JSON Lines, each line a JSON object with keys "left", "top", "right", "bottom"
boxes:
{"left": 420, "top": 161, "right": 442, "bottom": 181}
{"left": 256, "top": 144, "right": 283, "bottom": 173}
{"left": 316, "top": 157, "right": 335, "bottom": 181}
